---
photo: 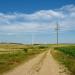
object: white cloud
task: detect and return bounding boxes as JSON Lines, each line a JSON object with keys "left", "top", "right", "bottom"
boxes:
{"left": 59, "top": 4, "right": 75, "bottom": 12}
{"left": 0, "top": 4, "right": 75, "bottom": 34}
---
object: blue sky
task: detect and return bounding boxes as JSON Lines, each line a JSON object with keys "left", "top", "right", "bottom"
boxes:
{"left": 0, "top": 0, "right": 75, "bottom": 44}
{"left": 0, "top": 0, "right": 75, "bottom": 13}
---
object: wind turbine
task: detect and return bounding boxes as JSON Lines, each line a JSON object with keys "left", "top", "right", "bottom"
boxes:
{"left": 32, "top": 32, "right": 34, "bottom": 45}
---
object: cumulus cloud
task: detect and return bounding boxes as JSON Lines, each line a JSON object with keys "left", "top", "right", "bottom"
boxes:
{"left": 0, "top": 4, "right": 75, "bottom": 35}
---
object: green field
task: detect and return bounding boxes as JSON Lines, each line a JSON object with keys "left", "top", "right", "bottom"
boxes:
{"left": 0, "top": 43, "right": 75, "bottom": 75}
{"left": 0, "top": 43, "right": 48, "bottom": 75}
{"left": 51, "top": 45, "right": 75, "bottom": 75}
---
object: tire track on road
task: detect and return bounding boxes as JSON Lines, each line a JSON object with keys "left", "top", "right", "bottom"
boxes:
{"left": 26, "top": 51, "right": 48, "bottom": 75}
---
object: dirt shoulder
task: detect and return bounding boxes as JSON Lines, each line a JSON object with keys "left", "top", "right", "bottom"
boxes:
{"left": 3, "top": 50, "right": 67, "bottom": 75}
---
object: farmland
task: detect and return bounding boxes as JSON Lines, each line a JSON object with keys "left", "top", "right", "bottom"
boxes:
{"left": 51, "top": 45, "right": 75, "bottom": 75}
{"left": 0, "top": 43, "right": 48, "bottom": 75}
{"left": 0, "top": 43, "right": 75, "bottom": 75}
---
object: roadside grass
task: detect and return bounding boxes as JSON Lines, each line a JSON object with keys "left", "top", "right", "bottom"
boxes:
{"left": 51, "top": 46, "right": 75, "bottom": 75}
{"left": 0, "top": 44, "right": 48, "bottom": 75}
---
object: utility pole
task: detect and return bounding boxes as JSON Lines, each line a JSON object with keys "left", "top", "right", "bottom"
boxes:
{"left": 56, "top": 22, "right": 59, "bottom": 45}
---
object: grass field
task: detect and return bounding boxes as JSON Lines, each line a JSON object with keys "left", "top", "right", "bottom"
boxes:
{"left": 0, "top": 43, "right": 48, "bottom": 75}
{"left": 1, "top": 43, "right": 75, "bottom": 75}
{"left": 51, "top": 45, "right": 75, "bottom": 75}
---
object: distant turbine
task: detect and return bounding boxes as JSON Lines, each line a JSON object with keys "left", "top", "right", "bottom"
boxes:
{"left": 32, "top": 32, "right": 34, "bottom": 45}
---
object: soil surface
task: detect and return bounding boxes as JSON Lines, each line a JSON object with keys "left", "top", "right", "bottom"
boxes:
{"left": 3, "top": 50, "right": 67, "bottom": 75}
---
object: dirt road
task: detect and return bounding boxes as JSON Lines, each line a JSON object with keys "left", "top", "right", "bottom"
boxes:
{"left": 3, "top": 50, "right": 67, "bottom": 75}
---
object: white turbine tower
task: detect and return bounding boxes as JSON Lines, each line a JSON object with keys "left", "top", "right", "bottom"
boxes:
{"left": 32, "top": 32, "right": 34, "bottom": 45}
